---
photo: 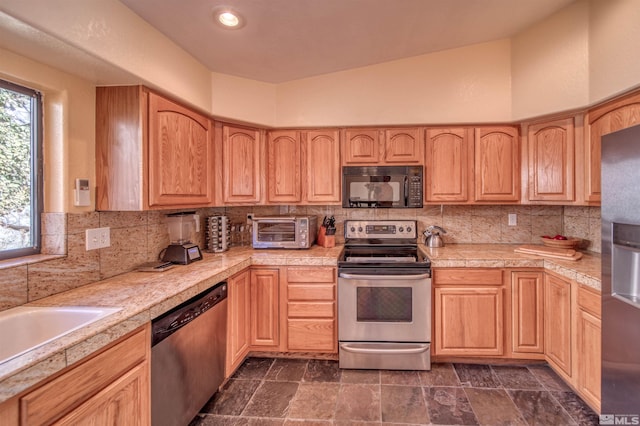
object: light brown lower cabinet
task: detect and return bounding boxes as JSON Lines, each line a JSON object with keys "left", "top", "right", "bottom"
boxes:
{"left": 511, "top": 271, "right": 544, "bottom": 355}
{"left": 544, "top": 272, "right": 572, "bottom": 378}
{"left": 250, "top": 268, "right": 280, "bottom": 349}
{"left": 576, "top": 284, "right": 602, "bottom": 412}
{"left": 226, "top": 270, "right": 251, "bottom": 376}
{"left": 285, "top": 266, "right": 337, "bottom": 352}
{"left": 433, "top": 269, "right": 505, "bottom": 357}
{"left": 0, "top": 324, "right": 150, "bottom": 426}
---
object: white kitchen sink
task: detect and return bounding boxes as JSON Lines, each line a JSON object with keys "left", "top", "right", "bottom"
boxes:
{"left": 0, "top": 306, "right": 121, "bottom": 364}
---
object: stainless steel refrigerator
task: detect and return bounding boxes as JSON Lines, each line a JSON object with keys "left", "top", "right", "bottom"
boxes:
{"left": 601, "top": 123, "right": 640, "bottom": 414}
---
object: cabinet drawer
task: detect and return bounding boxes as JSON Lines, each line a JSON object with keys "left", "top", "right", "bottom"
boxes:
{"left": 287, "top": 319, "right": 336, "bottom": 352}
{"left": 288, "top": 284, "right": 335, "bottom": 301}
{"left": 21, "top": 325, "right": 149, "bottom": 425}
{"left": 434, "top": 269, "right": 503, "bottom": 285}
{"left": 287, "top": 267, "right": 335, "bottom": 283}
{"left": 288, "top": 302, "right": 334, "bottom": 318}
{"left": 578, "top": 285, "right": 601, "bottom": 318}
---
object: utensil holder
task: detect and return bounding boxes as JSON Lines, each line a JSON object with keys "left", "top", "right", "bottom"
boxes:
{"left": 317, "top": 226, "right": 335, "bottom": 248}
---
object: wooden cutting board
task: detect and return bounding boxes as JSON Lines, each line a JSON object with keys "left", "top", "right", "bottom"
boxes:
{"left": 515, "top": 245, "right": 583, "bottom": 261}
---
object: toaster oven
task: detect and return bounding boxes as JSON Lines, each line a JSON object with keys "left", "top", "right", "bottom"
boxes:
{"left": 252, "top": 215, "right": 318, "bottom": 249}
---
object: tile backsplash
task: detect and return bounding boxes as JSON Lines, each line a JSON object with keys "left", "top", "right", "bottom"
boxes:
{"left": 0, "top": 204, "right": 600, "bottom": 311}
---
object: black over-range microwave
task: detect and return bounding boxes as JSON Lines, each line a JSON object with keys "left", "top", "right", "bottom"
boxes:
{"left": 342, "top": 165, "right": 423, "bottom": 208}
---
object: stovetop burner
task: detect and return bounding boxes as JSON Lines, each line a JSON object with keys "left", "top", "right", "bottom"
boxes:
{"left": 338, "top": 220, "right": 431, "bottom": 274}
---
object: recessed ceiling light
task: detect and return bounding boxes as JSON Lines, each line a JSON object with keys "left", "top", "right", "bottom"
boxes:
{"left": 213, "top": 7, "right": 244, "bottom": 29}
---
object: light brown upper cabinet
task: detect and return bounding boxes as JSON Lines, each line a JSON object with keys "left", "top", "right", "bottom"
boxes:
{"left": 586, "top": 91, "right": 640, "bottom": 204}
{"left": 383, "top": 128, "right": 424, "bottom": 164}
{"left": 267, "top": 129, "right": 341, "bottom": 204}
{"left": 474, "top": 126, "right": 520, "bottom": 202}
{"left": 425, "top": 128, "right": 473, "bottom": 203}
{"left": 218, "top": 123, "right": 264, "bottom": 205}
{"left": 526, "top": 118, "right": 575, "bottom": 202}
{"left": 96, "top": 86, "right": 213, "bottom": 210}
{"left": 341, "top": 127, "right": 423, "bottom": 165}
{"left": 267, "top": 130, "right": 302, "bottom": 203}
{"left": 303, "top": 130, "right": 341, "bottom": 204}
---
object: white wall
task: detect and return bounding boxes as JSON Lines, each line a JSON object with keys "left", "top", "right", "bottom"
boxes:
{"left": 0, "top": 0, "right": 212, "bottom": 114}
{"left": 589, "top": 0, "right": 640, "bottom": 103}
{"left": 511, "top": 0, "right": 590, "bottom": 120}
{"left": 211, "top": 73, "right": 277, "bottom": 127}
{"left": 275, "top": 40, "right": 513, "bottom": 127}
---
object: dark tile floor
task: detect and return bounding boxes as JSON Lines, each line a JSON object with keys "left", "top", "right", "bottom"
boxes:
{"left": 190, "top": 357, "right": 599, "bottom": 425}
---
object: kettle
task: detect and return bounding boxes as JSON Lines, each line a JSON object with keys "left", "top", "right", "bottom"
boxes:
{"left": 423, "top": 225, "right": 446, "bottom": 248}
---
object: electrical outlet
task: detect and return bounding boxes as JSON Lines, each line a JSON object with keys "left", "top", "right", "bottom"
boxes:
{"left": 247, "top": 213, "right": 253, "bottom": 224}
{"left": 86, "top": 227, "right": 111, "bottom": 250}
{"left": 508, "top": 213, "right": 517, "bottom": 226}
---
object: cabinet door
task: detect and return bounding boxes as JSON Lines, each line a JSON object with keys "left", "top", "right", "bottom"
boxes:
{"left": 527, "top": 118, "right": 575, "bottom": 202}
{"left": 222, "top": 125, "right": 262, "bottom": 204}
{"left": 577, "top": 308, "right": 601, "bottom": 411}
{"left": 384, "top": 128, "right": 423, "bottom": 164}
{"left": 544, "top": 273, "right": 572, "bottom": 377}
{"left": 474, "top": 127, "right": 520, "bottom": 202}
{"left": 226, "top": 270, "right": 251, "bottom": 376}
{"left": 511, "top": 271, "right": 544, "bottom": 354}
{"left": 341, "top": 129, "right": 382, "bottom": 164}
{"left": 148, "top": 92, "right": 213, "bottom": 207}
{"left": 55, "top": 362, "right": 150, "bottom": 426}
{"left": 425, "top": 128, "right": 472, "bottom": 202}
{"left": 304, "top": 130, "right": 341, "bottom": 203}
{"left": 586, "top": 95, "right": 640, "bottom": 203}
{"left": 250, "top": 268, "right": 280, "bottom": 348}
{"left": 434, "top": 287, "right": 504, "bottom": 356}
{"left": 267, "top": 130, "right": 302, "bottom": 203}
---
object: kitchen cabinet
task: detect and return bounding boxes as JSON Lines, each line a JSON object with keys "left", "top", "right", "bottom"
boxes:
{"left": 267, "top": 129, "right": 341, "bottom": 204}
{"left": 303, "top": 130, "right": 341, "bottom": 203}
{"left": 586, "top": 91, "right": 640, "bottom": 204}
{"left": 341, "top": 128, "right": 383, "bottom": 164}
{"left": 218, "top": 123, "right": 264, "bottom": 204}
{"left": 383, "top": 128, "right": 424, "bottom": 164}
{"left": 226, "top": 270, "right": 251, "bottom": 377}
{"left": 474, "top": 126, "right": 520, "bottom": 202}
{"left": 433, "top": 269, "right": 505, "bottom": 356}
{"left": 96, "top": 86, "right": 213, "bottom": 210}
{"left": 267, "top": 130, "right": 302, "bottom": 203}
{"left": 250, "top": 268, "right": 280, "bottom": 349}
{"left": 284, "top": 267, "right": 337, "bottom": 352}
{"left": 544, "top": 272, "right": 572, "bottom": 378}
{"left": 511, "top": 271, "right": 544, "bottom": 355}
{"left": 341, "top": 127, "right": 423, "bottom": 165}
{"left": 576, "top": 284, "right": 601, "bottom": 412}
{"left": 525, "top": 118, "right": 575, "bottom": 202}
{"left": 425, "top": 127, "right": 473, "bottom": 203}
{"left": 19, "top": 325, "right": 150, "bottom": 425}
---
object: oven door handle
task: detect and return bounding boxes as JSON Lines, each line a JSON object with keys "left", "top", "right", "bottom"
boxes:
{"left": 339, "top": 273, "right": 430, "bottom": 280}
{"left": 340, "top": 343, "right": 430, "bottom": 354}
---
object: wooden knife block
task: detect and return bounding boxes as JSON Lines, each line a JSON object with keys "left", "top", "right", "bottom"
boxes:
{"left": 317, "top": 226, "right": 335, "bottom": 248}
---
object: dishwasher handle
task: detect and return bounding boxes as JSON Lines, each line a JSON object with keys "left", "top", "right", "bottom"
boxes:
{"left": 152, "top": 281, "right": 227, "bottom": 346}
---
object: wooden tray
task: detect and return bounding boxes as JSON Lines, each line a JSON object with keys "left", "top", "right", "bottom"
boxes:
{"left": 540, "top": 237, "right": 580, "bottom": 249}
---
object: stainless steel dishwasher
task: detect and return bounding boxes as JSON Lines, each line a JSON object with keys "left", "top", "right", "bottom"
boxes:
{"left": 151, "top": 281, "right": 227, "bottom": 426}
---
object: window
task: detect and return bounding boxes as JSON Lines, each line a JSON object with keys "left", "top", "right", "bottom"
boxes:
{"left": 0, "top": 79, "right": 43, "bottom": 259}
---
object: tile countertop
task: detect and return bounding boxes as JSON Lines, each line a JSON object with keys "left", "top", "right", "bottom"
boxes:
{"left": 0, "top": 243, "right": 599, "bottom": 403}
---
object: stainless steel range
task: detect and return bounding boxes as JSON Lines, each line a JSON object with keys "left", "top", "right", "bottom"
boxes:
{"left": 338, "top": 219, "right": 431, "bottom": 370}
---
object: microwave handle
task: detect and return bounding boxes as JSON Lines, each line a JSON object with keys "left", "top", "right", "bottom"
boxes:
{"left": 404, "top": 176, "right": 409, "bottom": 206}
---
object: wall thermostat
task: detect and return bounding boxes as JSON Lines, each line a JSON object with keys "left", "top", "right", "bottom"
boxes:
{"left": 74, "top": 178, "right": 90, "bottom": 206}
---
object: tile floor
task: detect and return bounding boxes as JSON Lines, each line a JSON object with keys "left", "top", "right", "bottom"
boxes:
{"left": 190, "top": 357, "right": 599, "bottom": 425}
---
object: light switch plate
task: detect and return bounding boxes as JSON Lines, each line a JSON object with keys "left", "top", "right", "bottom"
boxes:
{"left": 86, "top": 227, "right": 111, "bottom": 250}
{"left": 508, "top": 213, "right": 517, "bottom": 226}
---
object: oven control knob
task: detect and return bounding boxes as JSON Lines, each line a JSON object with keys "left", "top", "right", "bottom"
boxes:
{"left": 350, "top": 226, "right": 356, "bottom": 233}
{"left": 358, "top": 227, "right": 363, "bottom": 233}
{"left": 406, "top": 226, "right": 412, "bottom": 233}
{"left": 399, "top": 227, "right": 404, "bottom": 233}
